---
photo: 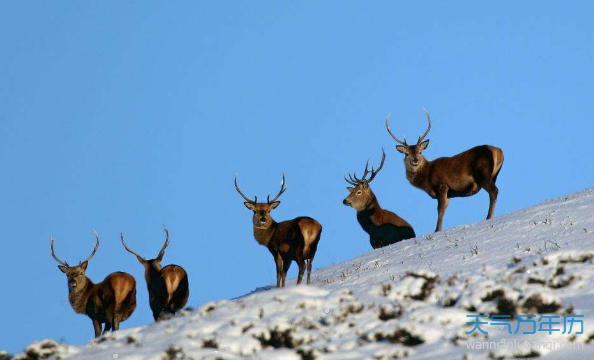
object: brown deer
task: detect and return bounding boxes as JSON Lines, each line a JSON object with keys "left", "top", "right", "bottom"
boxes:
{"left": 386, "top": 109, "right": 504, "bottom": 232}
{"left": 343, "top": 148, "right": 416, "bottom": 248}
{"left": 51, "top": 231, "right": 137, "bottom": 338}
{"left": 235, "top": 173, "right": 322, "bottom": 287}
{"left": 121, "top": 226, "right": 189, "bottom": 321}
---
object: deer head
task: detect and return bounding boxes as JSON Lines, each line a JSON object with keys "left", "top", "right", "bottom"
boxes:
{"left": 386, "top": 109, "right": 432, "bottom": 172}
{"left": 51, "top": 231, "right": 100, "bottom": 293}
{"left": 121, "top": 226, "right": 170, "bottom": 272}
{"left": 343, "top": 148, "right": 386, "bottom": 211}
{"left": 235, "top": 173, "right": 287, "bottom": 230}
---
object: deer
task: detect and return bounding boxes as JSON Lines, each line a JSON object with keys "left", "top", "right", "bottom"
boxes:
{"left": 386, "top": 109, "right": 504, "bottom": 232}
{"left": 234, "top": 173, "right": 322, "bottom": 288}
{"left": 120, "top": 226, "right": 189, "bottom": 321}
{"left": 343, "top": 148, "right": 416, "bottom": 248}
{"left": 51, "top": 231, "right": 137, "bottom": 338}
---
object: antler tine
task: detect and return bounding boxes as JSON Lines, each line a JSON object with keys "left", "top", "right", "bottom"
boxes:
{"left": 157, "top": 225, "right": 170, "bottom": 260}
{"left": 367, "top": 148, "right": 387, "bottom": 183}
{"left": 235, "top": 174, "right": 257, "bottom": 204}
{"left": 344, "top": 175, "right": 357, "bottom": 186}
{"left": 80, "top": 230, "right": 100, "bottom": 264}
{"left": 268, "top": 172, "right": 286, "bottom": 203}
{"left": 385, "top": 113, "right": 408, "bottom": 145}
{"left": 417, "top": 108, "right": 432, "bottom": 144}
{"left": 361, "top": 159, "right": 371, "bottom": 181}
{"left": 50, "top": 237, "right": 69, "bottom": 267}
{"left": 120, "top": 232, "right": 146, "bottom": 261}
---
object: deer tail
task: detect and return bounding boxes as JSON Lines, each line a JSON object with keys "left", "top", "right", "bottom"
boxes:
{"left": 300, "top": 219, "right": 322, "bottom": 259}
{"left": 487, "top": 146, "right": 504, "bottom": 179}
{"left": 164, "top": 268, "right": 184, "bottom": 310}
{"left": 113, "top": 273, "right": 136, "bottom": 314}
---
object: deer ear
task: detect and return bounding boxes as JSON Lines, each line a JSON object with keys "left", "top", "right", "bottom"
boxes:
{"left": 346, "top": 187, "right": 355, "bottom": 193}
{"left": 270, "top": 201, "right": 281, "bottom": 209}
{"left": 81, "top": 261, "right": 88, "bottom": 270}
{"left": 419, "top": 139, "right": 430, "bottom": 151}
{"left": 396, "top": 145, "right": 408, "bottom": 154}
{"left": 244, "top": 202, "right": 255, "bottom": 210}
{"left": 58, "top": 265, "right": 68, "bottom": 273}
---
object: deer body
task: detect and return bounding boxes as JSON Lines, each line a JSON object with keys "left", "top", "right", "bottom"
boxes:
{"left": 235, "top": 173, "right": 322, "bottom": 287}
{"left": 68, "top": 272, "right": 137, "bottom": 335}
{"left": 405, "top": 145, "right": 504, "bottom": 200}
{"left": 121, "top": 227, "right": 190, "bottom": 321}
{"left": 256, "top": 216, "right": 322, "bottom": 286}
{"left": 343, "top": 148, "right": 416, "bottom": 248}
{"left": 143, "top": 264, "right": 189, "bottom": 320}
{"left": 52, "top": 232, "right": 137, "bottom": 338}
{"left": 354, "top": 196, "right": 416, "bottom": 249}
{"left": 386, "top": 110, "right": 504, "bottom": 232}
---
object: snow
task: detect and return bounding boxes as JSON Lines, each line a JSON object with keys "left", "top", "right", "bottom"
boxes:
{"left": 5, "top": 188, "right": 594, "bottom": 360}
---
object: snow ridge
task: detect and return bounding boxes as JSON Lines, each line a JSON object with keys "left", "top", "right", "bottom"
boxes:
{"left": 6, "top": 188, "right": 594, "bottom": 360}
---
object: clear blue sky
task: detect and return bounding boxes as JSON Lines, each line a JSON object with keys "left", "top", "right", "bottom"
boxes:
{"left": 1, "top": 1, "right": 593, "bottom": 353}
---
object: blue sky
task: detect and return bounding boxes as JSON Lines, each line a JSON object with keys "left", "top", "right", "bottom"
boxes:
{"left": 1, "top": 1, "right": 593, "bottom": 353}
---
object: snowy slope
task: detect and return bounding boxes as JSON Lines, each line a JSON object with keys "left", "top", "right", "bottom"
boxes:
{"left": 6, "top": 188, "right": 594, "bottom": 360}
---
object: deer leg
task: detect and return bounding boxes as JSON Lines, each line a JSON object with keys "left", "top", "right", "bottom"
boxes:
{"left": 306, "top": 259, "right": 313, "bottom": 285}
{"left": 92, "top": 319, "right": 102, "bottom": 338}
{"left": 282, "top": 260, "right": 291, "bottom": 287}
{"left": 112, "top": 316, "right": 120, "bottom": 332}
{"left": 482, "top": 181, "right": 499, "bottom": 219}
{"left": 296, "top": 258, "right": 306, "bottom": 285}
{"left": 103, "top": 322, "right": 112, "bottom": 334}
{"left": 152, "top": 309, "right": 160, "bottom": 321}
{"left": 436, "top": 186, "right": 450, "bottom": 232}
{"left": 274, "top": 254, "right": 283, "bottom": 288}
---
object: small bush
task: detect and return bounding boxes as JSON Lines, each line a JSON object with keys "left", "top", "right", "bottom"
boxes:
{"left": 201, "top": 338, "right": 218, "bottom": 349}
{"left": 375, "top": 328, "right": 424, "bottom": 346}
{"left": 495, "top": 297, "right": 518, "bottom": 316}
{"left": 162, "top": 346, "right": 185, "bottom": 360}
{"left": 522, "top": 294, "right": 561, "bottom": 314}
{"left": 481, "top": 289, "right": 505, "bottom": 302}
{"left": 378, "top": 304, "right": 403, "bottom": 321}
{"left": 256, "top": 327, "right": 302, "bottom": 349}
{"left": 513, "top": 349, "right": 540, "bottom": 358}
{"left": 296, "top": 347, "right": 317, "bottom": 360}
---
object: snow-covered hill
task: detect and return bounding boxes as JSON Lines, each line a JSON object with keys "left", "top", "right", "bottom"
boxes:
{"left": 5, "top": 188, "right": 594, "bottom": 360}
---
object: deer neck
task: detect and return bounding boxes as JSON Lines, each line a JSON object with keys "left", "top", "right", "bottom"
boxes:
{"left": 253, "top": 221, "right": 278, "bottom": 247}
{"left": 364, "top": 193, "right": 381, "bottom": 212}
{"left": 145, "top": 266, "right": 161, "bottom": 290}
{"left": 405, "top": 161, "right": 430, "bottom": 188}
{"left": 357, "top": 195, "right": 381, "bottom": 232}
{"left": 68, "top": 277, "right": 94, "bottom": 315}
{"left": 356, "top": 193, "right": 381, "bottom": 217}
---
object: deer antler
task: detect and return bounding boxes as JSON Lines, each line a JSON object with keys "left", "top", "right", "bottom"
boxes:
{"left": 157, "top": 225, "right": 170, "bottom": 260}
{"left": 348, "top": 160, "right": 369, "bottom": 184}
{"left": 235, "top": 174, "right": 257, "bottom": 204}
{"left": 366, "top": 148, "right": 386, "bottom": 183}
{"left": 121, "top": 233, "right": 146, "bottom": 261}
{"left": 267, "top": 172, "right": 286, "bottom": 203}
{"left": 50, "top": 237, "right": 70, "bottom": 267}
{"left": 344, "top": 174, "right": 358, "bottom": 186}
{"left": 385, "top": 113, "right": 408, "bottom": 146}
{"left": 80, "top": 230, "right": 100, "bottom": 264}
{"left": 344, "top": 148, "right": 386, "bottom": 185}
{"left": 417, "top": 108, "right": 432, "bottom": 145}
